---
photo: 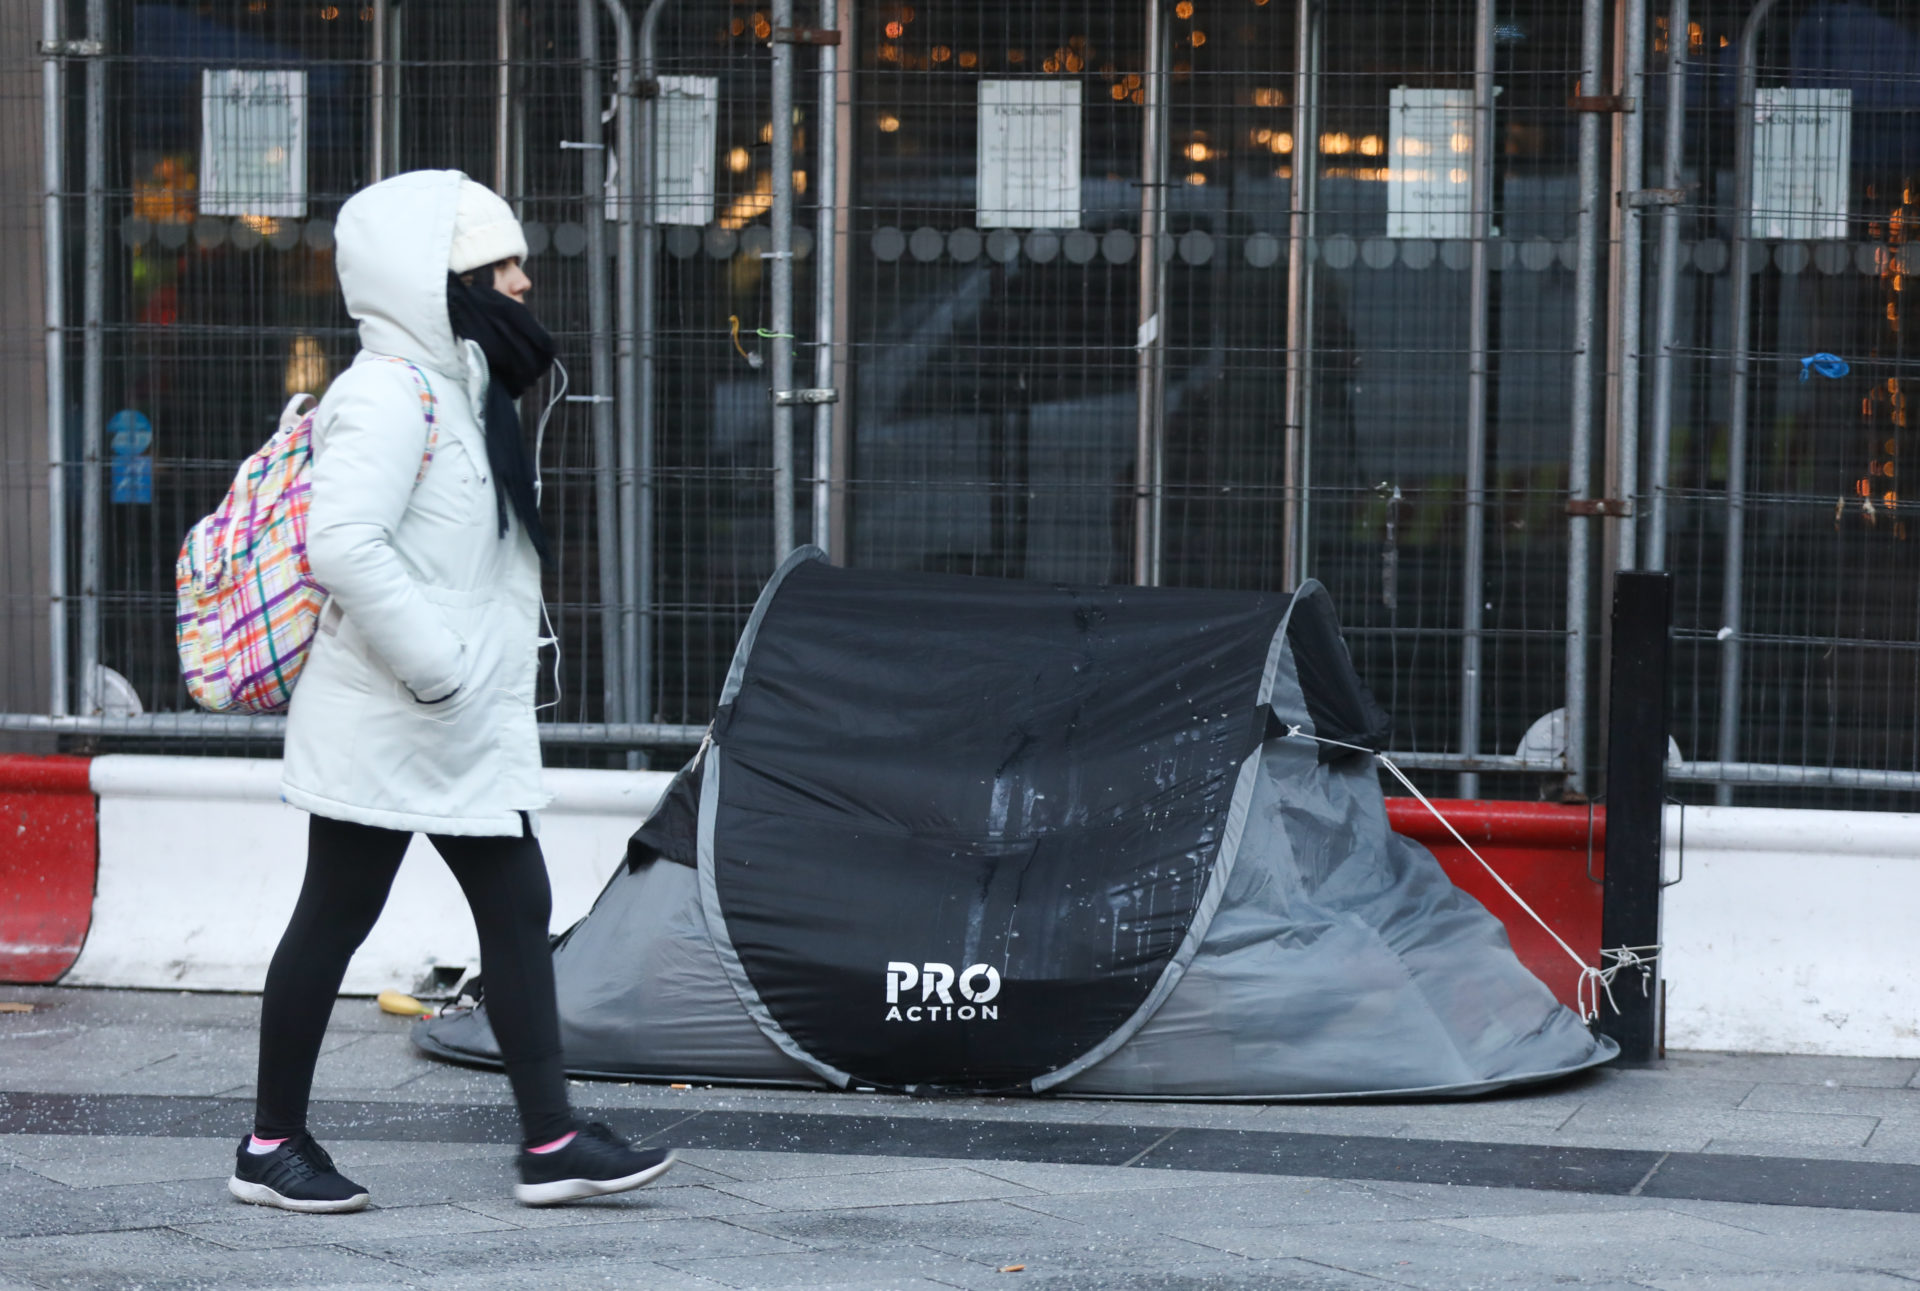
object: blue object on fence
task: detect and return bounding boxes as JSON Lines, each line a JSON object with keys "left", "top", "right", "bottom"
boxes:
{"left": 111, "top": 454, "right": 152, "bottom": 505}
{"left": 1799, "top": 353, "right": 1849, "bottom": 381}
{"left": 108, "top": 409, "right": 153, "bottom": 504}
{"left": 107, "top": 409, "right": 153, "bottom": 455}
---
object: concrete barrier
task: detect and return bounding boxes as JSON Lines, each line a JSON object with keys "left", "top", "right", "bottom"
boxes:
{"left": 0, "top": 755, "right": 96, "bottom": 983}
{"left": 63, "top": 756, "right": 671, "bottom": 995}
{"left": 1662, "top": 804, "right": 1920, "bottom": 1058}
{"left": 6, "top": 754, "right": 1917, "bottom": 1058}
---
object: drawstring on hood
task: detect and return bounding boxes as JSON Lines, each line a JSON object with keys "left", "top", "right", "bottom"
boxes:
{"left": 447, "top": 267, "right": 555, "bottom": 565}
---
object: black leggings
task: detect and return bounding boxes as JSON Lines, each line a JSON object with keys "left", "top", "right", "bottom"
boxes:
{"left": 253, "top": 814, "right": 573, "bottom": 1146}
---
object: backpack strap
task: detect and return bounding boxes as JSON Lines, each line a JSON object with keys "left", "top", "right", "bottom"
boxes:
{"left": 368, "top": 356, "right": 442, "bottom": 485}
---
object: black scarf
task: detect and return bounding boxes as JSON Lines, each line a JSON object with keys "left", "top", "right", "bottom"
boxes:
{"left": 445, "top": 269, "right": 556, "bottom": 565}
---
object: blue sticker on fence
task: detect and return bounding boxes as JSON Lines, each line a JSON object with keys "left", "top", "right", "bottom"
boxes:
{"left": 1799, "top": 353, "right": 1849, "bottom": 381}
{"left": 111, "top": 453, "right": 152, "bottom": 504}
{"left": 108, "top": 409, "right": 153, "bottom": 456}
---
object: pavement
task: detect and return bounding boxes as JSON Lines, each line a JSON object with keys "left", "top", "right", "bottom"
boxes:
{"left": 2, "top": 987, "right": 1920, "bottom": 1289}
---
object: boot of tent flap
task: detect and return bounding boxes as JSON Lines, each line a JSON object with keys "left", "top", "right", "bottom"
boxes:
{"left": 416, "top": 553, "right": 1615, "bottom": 1097}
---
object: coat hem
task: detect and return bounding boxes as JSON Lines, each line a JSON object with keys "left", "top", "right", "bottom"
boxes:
{"left": 281, "top": 781, "right": 550, "bottom": 838}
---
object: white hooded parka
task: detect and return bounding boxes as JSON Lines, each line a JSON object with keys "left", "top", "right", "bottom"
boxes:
{"left": 281, "top": 170, "right": 549, "bottom": 836}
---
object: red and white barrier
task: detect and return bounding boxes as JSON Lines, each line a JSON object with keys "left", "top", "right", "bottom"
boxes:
{"left": 19, "top": 755, "right": 669, "bottom": 996}
{"left": 3, "top": 755, "right": 1916, "bottom": 1058}
{"left": 0, "top": 756, "right": 97, "bottom": 983}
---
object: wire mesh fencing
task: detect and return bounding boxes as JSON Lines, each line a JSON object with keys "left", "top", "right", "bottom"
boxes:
{"left": 2, "top": 0, "right": 1919, "bottom": 807}
{"left": 1655, "top": 0, "right": 1920, "bottom": 806}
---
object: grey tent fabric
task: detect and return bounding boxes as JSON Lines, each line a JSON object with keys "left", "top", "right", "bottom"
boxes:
{"left": 422, "top": 837, "right": 816, "bottom": 1086}
{"left": 417, "top": 557, "right": 1615, "bottom": 1097}
{"left": 1057, "top": 737, "right": 1611, "bottom": 1098}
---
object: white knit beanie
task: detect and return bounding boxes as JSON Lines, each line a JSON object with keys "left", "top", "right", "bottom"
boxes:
{"left": 447, "top": 179, "right": 528, "bottom": 274}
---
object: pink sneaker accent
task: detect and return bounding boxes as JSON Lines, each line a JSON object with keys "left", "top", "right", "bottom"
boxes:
{"left": 247, "top": 1135, "right": 290, "bottom": 1155}
{"left": 526, "top": 1131, "right": 577, "bottom": 1155}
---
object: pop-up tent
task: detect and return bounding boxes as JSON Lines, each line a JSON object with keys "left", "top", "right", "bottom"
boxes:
{"left": 418, "top": 549, "right": 1615, "bottom": 1097}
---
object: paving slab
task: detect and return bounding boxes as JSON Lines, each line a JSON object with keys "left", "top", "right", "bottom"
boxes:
{"left": 0, "top": 1132, "right": 501, "bottom": 1188}
{"left": 1640, "top": 1275, "right": 1920, "bottom": 1291}
{"left": 179, "top": 1200, "right": 521, "bottom": 1250}
{"left": 674, "top": 1148, "right": 973, "bottom": 1183}
{"left": 964, "top": 1158, "right": 1259, "bottom": 1195}
{"left": 1435, "top": 1205, "right": 1765, "bottom": 1248}
{"left": 718, "top": 1195, "right": 1095, "bottom": 1254}
{"left": 455, "top": 1181, "right": 776, "bottom": 1228}
{"left": 1363, "top": 1177, "right": 1676, "bottom": 1217}
{"left": 1737, "top": 1083, "right": 1920, "bottom": 1122}
{"left": 0, "top": 1171, "right": 255, "bottom": 1240}
{"left": 1553, "top": 1104, "right": 1880, "bottom": 1153}
{"left": 1653, "top": 1200, "right": 1920, "bottom": 1264}
{"left": 0, "top": 1228, "right": 411, "bottom": 1291}
{"left": 1657, "top": 1051, "right": 1920, "bottom": 1089}
{"left": 341, "top": 1215, "right": 805, "bottom": 1274}
{"left": 708, "top": 1164, "right": 1039, "bottom": 1211}
{"left": 664, "top": 1245, "right": 1022, "bottom": 1290}
{"left": 1008, "top": 1175, "right": 1449, "bottom": 1230}
{"left": 392, "top": 1267, "right": 732, "bottom": 1291}
{"left": 1285, "top": 1227, "right": 1772, "bottom": 1286}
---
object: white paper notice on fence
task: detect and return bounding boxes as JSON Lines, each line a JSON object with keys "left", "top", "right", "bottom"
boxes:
{"left": 977, "top": 80, "right": 1081, "bottom": 230}
{"left": 1387, "top": 88, "right": 1473, "bottom": 240}
{"left": 654, "top": 75, "right": 719, "bottom": 228}
{"left": 1751, "top": 88, "right": 1851, "bottom": 240}
{"left": 200, "top": 70, "right": 307, "bottom": 218}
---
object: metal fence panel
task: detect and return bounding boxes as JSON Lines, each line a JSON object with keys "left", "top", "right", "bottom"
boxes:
{"left": 3, "top": 0, "right": 1919, "bottom": 811}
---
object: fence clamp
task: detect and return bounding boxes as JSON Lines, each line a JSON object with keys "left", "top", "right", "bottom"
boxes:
{"left": 1569, "top": 94, "right": 1635, "bottom": 113}
{"left": 772, "top": 388, "right": 839, "bottom": 406}
{"left": 40, "top": 39, "right": 103, "bottom": 57}
{"left": 773, "top": 27, "right": 842, "bottom": 45}
{"left": 1568, "top": 498, "right": 1634, "bottom": 518}
{"left": 1625, "top": 188, "right": 1685, "bottom": 208}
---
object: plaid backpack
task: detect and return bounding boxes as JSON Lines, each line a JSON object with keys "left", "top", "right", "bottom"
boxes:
{"left": 176, "top": 358, "right": 438, "bottom": 714}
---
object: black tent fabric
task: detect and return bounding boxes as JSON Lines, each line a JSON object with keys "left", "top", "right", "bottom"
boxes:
{"left": 419, "top": 549, "right": 1615, "bottom": 1097}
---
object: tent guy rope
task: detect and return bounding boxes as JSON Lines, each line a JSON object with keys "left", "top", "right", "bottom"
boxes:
{"left": 1285, "top": 724, "right": 1659, "bottom": 1021}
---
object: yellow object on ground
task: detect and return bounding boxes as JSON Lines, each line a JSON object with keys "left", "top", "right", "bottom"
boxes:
{"left": 376, "top": 989, "right": 431, "bottom": 1017}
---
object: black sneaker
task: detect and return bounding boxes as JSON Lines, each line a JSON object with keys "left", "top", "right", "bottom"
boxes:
{"left": 228, "top": 1131, "right": 370, "bottom": 1214}
{"left": 514, "top": 1122, "right": 675, "bottom": 1206}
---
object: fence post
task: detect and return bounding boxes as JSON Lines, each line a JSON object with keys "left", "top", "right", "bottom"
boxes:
{"left": 1716, "top": 0, "right": 1779, "bottom": 805}
{"left": 1565, "top": 0, "right": 1605, "bottom": 800}
{"left": 1598, "top": 570, "right": 1671, "bottom": 1065}
{"left": 768, "top": 0, "right": 797, "bottom": 565}
{"left": 40, "top": 0, "right": 68, "bottom": 718}
{"left": 77, "top": 0, "right": 104, "bottom": 718}
{"left": 811, "top": 0, "right": 838, "bottom": 556}
{"left": 1644, "top": 0, "right": 1688, "bottom": 573}
{"left": 638, "top": 0, "right": 669, "bottom": 719}
{"left": 826, "top": 2, "right": 853, "bottom": 562}
{"left": 579, "top": 0, "right": 627, "bottom": 724}
{"left": 601, "top": 0, "right": 641, "bottom": 735}
{"left": 1607, "top": 0, "right": 1646, "bottom": 573}
{"left": 494, "top": 0, "right": 512, "bottom": 191}
{"left": 1132, "top": 0, "right": 1168, "bottom": 588}
{"left": 370, "top": 0, "right": 386, "bottom": 181}
{"left": 1280, "top": 0, "right": 1319, "bottom": 595}
{"left": 1456, "top": 0, "right": 1495, "bottom": 800}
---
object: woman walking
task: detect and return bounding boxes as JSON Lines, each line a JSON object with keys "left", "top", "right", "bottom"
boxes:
{"left": 229, "top": 170, "right": 673, "bottom": 1212}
